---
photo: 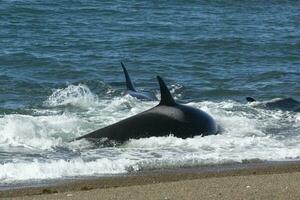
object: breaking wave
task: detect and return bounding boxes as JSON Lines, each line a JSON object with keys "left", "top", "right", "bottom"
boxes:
{"left": 0, "top": 84, "right": 299, "bottom": 185}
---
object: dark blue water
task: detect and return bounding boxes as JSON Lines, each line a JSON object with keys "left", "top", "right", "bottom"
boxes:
{"left": 0, "top": 0, "right": 299, "bottom": 185}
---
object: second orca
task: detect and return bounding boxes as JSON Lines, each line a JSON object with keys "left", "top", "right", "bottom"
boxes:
{"left": 121, "top": 62, "right": 157, "bottom": 101}
{"left": 246, "top": 97, "right": 300, "bottom": 112}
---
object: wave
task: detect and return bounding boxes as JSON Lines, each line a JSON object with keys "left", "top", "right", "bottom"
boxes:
{"left": 45, "top": 84, "right": 99, "bottom": 108}
{"left": 0, "top": 158, "right": 133, "bottom": 183}
{"left": 0, "top": 84, "right": 299, "bottom": 184}
{"left": 0, "top": 113, "right": 86, "bottom": 151}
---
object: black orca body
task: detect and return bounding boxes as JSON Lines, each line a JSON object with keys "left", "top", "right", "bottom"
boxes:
{"left": 76, "top": 76, "right": 218, "bottom": 143}
{"left": 121, "top": 62, "right": 157, "bottom": 101}
{"left": 246, "top": 97, "right": 300, "bottom": 112}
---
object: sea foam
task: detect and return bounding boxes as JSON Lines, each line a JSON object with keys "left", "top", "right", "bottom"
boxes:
{"left": 0, "top": 84, "right": 299, "bottom": 185}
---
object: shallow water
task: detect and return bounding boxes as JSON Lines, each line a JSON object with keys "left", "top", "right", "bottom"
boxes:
{"left": 0, "top": 0, "right": 299, "bottom": 186}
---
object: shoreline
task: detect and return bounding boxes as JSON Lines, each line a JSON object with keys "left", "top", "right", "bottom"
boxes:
{"left": 1, "top": 160, "right": 300, "bottom": 199}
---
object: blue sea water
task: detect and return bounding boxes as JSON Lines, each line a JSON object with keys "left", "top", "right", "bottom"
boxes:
{"left": 0, "top": 1, "right": 299, "bottom": 186}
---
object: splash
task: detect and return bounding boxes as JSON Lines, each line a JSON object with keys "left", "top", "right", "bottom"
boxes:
{"left": 0, "top": 85, "right": 299, "bottom": 185}
{"left": 45, "top": 84, "right": 99, "bottom": 108}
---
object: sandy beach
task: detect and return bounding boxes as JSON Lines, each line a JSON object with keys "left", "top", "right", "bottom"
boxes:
{"left": 1, "top": 161, "right": 299, "bottom": 200}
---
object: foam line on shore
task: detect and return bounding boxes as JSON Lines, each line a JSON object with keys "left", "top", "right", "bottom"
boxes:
{"left": 0, "top": 161, "right": 299, "bottom": 198}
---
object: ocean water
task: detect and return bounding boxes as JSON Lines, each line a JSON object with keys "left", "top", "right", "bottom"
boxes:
{"left": 0, "top": 1, "right": 300, "bottom": 187}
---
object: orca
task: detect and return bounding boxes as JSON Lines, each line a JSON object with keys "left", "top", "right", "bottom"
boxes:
{"left": 246, "top": 97, "right": 300, "bottom": 112}
{"left": 121, "top": 62, "right": 157, "bottom": 101}
{"left": 75, "top": 76, "right": 218, "bottom": 143}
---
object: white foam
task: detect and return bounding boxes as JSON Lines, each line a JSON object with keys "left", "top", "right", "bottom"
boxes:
{"left": 1, "top": 85, "right": 300, "bottom": 184}
{"left": 0, "top": 158, "right": 134, "bottom": 183}
{"left": 0, "top": 113, "right": 87, "bottom": 150}
{"left": 45, "top": 84, "right": 99, "bottom": 108}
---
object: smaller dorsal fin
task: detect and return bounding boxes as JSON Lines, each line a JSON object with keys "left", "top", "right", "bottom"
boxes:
{"left": 157, "top": 76, "right": 176, "bottom": 106}
{"left": 121, "top": 62, "right": 136, "bottom": 92}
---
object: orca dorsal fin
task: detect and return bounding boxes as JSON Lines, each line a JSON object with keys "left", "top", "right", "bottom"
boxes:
{"left": 121, "top": 62, "right": 136, "bottom": 92}
{"left": 157, "top": 76, "right": 177, "bottom": 106}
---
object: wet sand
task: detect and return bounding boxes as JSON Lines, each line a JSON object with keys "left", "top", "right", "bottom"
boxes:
{"left": 1, "top": 161, "right": 300, "bottom": 199}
